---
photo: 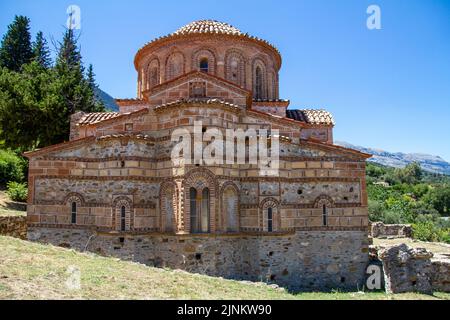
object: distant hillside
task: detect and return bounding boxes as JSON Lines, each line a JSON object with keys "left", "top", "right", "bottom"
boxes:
{"left": 336, "top": 141, "right": 450, "bottom": 176}
{"left": 94, "top": 87, "right": 119, "bottom": 112}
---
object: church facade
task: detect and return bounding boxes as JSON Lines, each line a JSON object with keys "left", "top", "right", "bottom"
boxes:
{"left": 25, "top": 20, "right": 371, "bottom": 291}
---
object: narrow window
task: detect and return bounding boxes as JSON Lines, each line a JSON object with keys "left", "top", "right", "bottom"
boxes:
{"left": 201, "top": 188, "right": 210, "bottom": 233}
{"left": 190, "top": 188, "right": 198, "bottom": 233}
{"left": 255, "top": 66, "right": 263, "bottom": 99}
{"left": 200, "top": 58, "right": 208, "bottom": 73}
{"left": 267, "top": 207, "right": 273, "bottom": 232}
{"left": 71, "top": 202, "right": 77, "bottom": 224}
{"left": 121, "top": 206, "right": 126, "bottom": 231}
{"left": 322, "top": 204, "right": 328, "bottom": 226}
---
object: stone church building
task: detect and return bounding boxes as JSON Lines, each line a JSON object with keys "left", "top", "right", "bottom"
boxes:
{"left": 25, "top": 20, "right": 371, "bottom": 291}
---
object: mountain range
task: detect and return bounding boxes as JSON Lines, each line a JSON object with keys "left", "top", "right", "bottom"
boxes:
{"left": 336, "top": 141, "right": 450, "bottom": 176}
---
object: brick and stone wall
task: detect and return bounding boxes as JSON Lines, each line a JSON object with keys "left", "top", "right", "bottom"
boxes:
{"left": 28, "top": 227, "right": 370, "bottom": 291}
{"left": 0, "top": 216, "right": 27, "bottom": 239}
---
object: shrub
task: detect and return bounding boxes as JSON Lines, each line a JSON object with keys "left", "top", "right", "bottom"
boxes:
{"left": 6, "top": 181, "right": 28, "bottom": 202}
{"left": 412, "top": 221, "right": 440, "bottom": 242}
{"left": 0, "top": 149, "right": 27, "bottom": 184}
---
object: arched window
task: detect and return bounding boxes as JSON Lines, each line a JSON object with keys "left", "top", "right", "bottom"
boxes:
{"left": 71, "top": 202, "right": 77, "bottom": 224}
{"left": 322, "top": 204, "right": 328, "bottom": 226}
{"left": 189, "top": 187, "right": 210, "bottom": 233}
{"left": 222, "top": 186, "right": 239, "bottom": 232}
{"left": 267, "top": 207, "right": 273, "bottom": 232}
{"left": 121, "top": 206, "right": 126, "bottom": 232}
{"left": 199, "top": 58, "right": 209, "bottom": 73}
{"left": 150, "top": 67, "right": 158, "bottom": 86}
{"left": 190, "top": 188, "right": 198, "bottom": 233}
{"left": 255, "top": 66, "right": 263, "bottom": 99}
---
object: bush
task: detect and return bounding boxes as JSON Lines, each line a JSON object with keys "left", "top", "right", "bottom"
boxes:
{"left": 6, "top": 181, "right": 28, "bottom": 202}
{"left": 412, "top": 221, "right": 437, "bottom": 242}
{"left": 0, "top": 149, "right": 27, "bottom": 184}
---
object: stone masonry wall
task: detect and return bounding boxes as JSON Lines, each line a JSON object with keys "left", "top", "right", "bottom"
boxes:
{"left": 0, "top": 216, "right": 27, "bottom": 239}
{"left": 370, "top": 222, "right": 412, "bottom": 238}
{"left": 29, "top": 227, "right": 370, "bottom": 292}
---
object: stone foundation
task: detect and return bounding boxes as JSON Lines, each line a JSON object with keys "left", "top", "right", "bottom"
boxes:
{"left": 370, "top": 222, "right": 412, "bottom": 239}
{"left": 28, "top": 227, "right": 370, "bottom": 292}
{"left": 0, "top": 216, "right": 27, "bottom": 239}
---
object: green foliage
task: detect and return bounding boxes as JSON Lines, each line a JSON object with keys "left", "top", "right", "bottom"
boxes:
{"left": 367, "top": 162, "right": 450, "bottom": 243}
{"left": 0, "top": 15, "right": 33, "bottom": 72}
{"left": 32, "top": 31, "right": 51, "bottom": 68}
{"left": 0, "top": 149, "right": 27, "bottom": 184}
{"left": 0, "top": 17, "right": 105, "bottom": 152}
{"left": 6, "top": 181, "right": 28, "bottom": 202}
{"left": 412, "top": 221, "right": 449, "bottom": 243}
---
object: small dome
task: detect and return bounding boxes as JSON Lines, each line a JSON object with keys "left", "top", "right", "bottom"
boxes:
{"left": 173, "top": 20, "right": 243, "bottom": 36}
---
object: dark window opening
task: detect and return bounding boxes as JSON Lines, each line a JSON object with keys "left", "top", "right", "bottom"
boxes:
{"left": 120, "top": 206, "right": 126, "bottom": 232}
{"left": 195, "top": 253, "right": 202, "bottom": 260}
{"left": 199, "top": 58, "right": 208, "bottom": 73}
{"left": 267, "top": 207, "right": 273, "bottom": 232}
{"left": 322, "top": 204, "right": 328, "bottom": 226}
{"left": 255, "top": 66, "right": 263, "bottom": 99}
{"left": 71, "top": 202, "right": 77, "bottom": 224}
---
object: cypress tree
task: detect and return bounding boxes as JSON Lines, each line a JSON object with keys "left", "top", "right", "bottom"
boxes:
{"left": 0, "top": 15, "right": 33, "bottom": 71}
{"left": 32, "top": 31, "right": 52, "bottom": 68}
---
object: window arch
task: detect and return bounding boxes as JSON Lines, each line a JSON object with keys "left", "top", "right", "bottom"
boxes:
{"left": 64, "top": 193, "right": 84, "bottom": 226}
{"left": 192, "top": 48, "right": 216, "bottom": 75}
{"left": 225, "top": 50, "right": 246, "bottom": 87}
{"left": 165, "top": 52, "right": 184, "bottom": 81}
{"left": 314, "top": 195, "right": 334, "bottom": 227}
{"left": 252, "top": 59, "right": 267, "bottom": 100}
{"left": 260, "top": 197, "right": 280, "bottom": 232}
{"left": 146, "top": 58, "right": 160, "bottom": 89}
{"left": 221, "top": 183, "right": 239, "bottom": 232}
{"left": 113, "top": 197, "right": 133, "bottom": 232}
{"left": 184, "top": 168, "right": 217, "bottom": 234}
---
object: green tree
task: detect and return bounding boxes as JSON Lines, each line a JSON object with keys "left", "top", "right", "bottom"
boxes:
{"left": 424, "top": 186, "right": 450, "bottom": 216}
{"left": 0, "top": 15, "right": 33, "bottom": 71}
{"left": 32, "top": 31, "right": 52, "bottom": 68}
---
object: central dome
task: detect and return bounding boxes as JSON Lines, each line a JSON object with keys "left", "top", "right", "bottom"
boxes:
{"left": 173, "top": 20, "right": 243, "bottom": 36}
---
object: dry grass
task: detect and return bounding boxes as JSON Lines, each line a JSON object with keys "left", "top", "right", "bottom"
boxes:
{"left": 0, "top": 189, "right": 26, "bottom": 217}
{"left": 0, "top": 236, "right": 449, "bottom": 300}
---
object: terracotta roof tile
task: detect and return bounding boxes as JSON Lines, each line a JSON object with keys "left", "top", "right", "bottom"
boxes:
{"left": 77, "top": 112, "right": 121, "bottom": 126}
{"left": 173, "top": 20, "right": 243, "bottom": 36}
{"left": 286, "top": 109, "right": 335, "bottom": 125}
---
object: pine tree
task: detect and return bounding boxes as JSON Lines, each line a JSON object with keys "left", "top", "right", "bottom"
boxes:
{"left": 0, "top": 15, "right": 33, "bottom": 71}
{"left": 32, "top": 31, "right": 52, "bottom": 68}
{"left": 56, "top": 28, "right": 81, "bottom": 70}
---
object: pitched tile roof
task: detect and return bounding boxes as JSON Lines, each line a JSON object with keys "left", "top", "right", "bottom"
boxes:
{"left": 286, "top": 109, "right": 335, "bottom": 125}
{"left": 77, "top": 112, "right": 121, "bottom": 126}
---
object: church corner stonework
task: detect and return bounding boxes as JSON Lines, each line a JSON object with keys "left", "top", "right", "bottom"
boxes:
{"left": 24, "top": 20, "right": 372, "bottom": 291}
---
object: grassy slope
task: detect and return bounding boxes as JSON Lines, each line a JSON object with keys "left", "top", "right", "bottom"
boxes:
{"left": 0, "top": 236, "right": 449, "bottom": 300}
{"left": 0, "top": 189, "right": 26, "bottom": 217}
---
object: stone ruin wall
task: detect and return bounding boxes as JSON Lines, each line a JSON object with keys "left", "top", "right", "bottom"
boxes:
{"left": 28, "top": 227, "right": 370, "bottom": 292}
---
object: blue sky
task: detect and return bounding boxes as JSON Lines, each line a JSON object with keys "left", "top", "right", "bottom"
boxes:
{"left": 1, "top": 0, "right": 449, "bottom": 160}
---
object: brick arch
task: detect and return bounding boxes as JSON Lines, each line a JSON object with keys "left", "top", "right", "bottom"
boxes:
{"left": 112, "top": 196, "right": 133, "bottom": 232}
{"left": 225, "top": 49, "right": 246, "bottom": 87}
{"left": 64, "top": 192, "right": 84, "bottom": 206}
{"left": 145, "top": 56, "right": 160, "bottom": 89}
{"left": 183, "top": 168, "right": 218, "bottom": 233}
{"left": 159, "top": 180, "right": 178, "bottom": 233}
{"left": 252, "top": 57, "right": 268, "bottom": 100}
{"left": 219, "top": 181, "right": 240, "bottom": 232}
{"left": 314, "top": 195, "right": 334, "bottom": 208}
{"left": 259, "top": 197, "right": 280, "bottom": 232}
{"left": 192, "top": 47, "right": 217, "bottom": 75}
{"left": 165, "top": 50, "right": 186, "bottom": 81}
